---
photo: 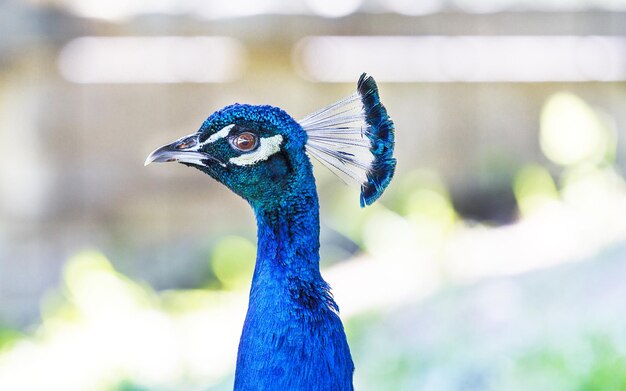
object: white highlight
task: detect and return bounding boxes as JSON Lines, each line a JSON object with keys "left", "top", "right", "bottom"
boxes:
{"left": 295, "top": 36, "right": 626, "bottom": 82}
{"left": 229, "top": 135, "right": 283, "bottom": 166}
{"left": 56, "top": 0, "right": 626, "bottom": 21}
{"left": 58, "top": 37, "right": 246, "bottom": 84}
{"left": 61, "top": 0, "right": 310, "bottom": 21}
{"left": 386, "top": 0, "right": 442, "bottom": 15}
{"left": 305, "top": 0, "right": 362, "bottom": 18}
{"left": 203, "top": 124, "right": 236, "bottom": 145}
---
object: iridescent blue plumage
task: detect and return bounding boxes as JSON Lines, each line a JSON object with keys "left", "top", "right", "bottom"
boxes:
{"left": 356, "top": 73, "right": 397, "bottom": 206}
{"left": 145, "top": 75, "right": 395, "bottom": 390}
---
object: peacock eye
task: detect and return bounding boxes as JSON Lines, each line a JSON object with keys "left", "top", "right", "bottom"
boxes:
{"left": 230, "top": 132, "right": 258, "bottom": 152}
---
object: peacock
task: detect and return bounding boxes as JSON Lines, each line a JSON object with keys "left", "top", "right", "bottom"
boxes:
{"left": 145, "top": 74, "right": 396, "bottom": 390}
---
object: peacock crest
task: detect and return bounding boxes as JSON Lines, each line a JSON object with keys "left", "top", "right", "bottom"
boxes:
{"left": 300, "top": 73, "right": 396, "bottom": 206}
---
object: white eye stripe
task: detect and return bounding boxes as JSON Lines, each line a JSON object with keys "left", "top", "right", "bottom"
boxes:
{"left": 229, "top": 135, "right": 283, "bottom": 166}
{"left": 201, "top": 124, "right": 236, "bottom": 146}
{"left": 181, "top": 124, "right": 235, "bottom": 153}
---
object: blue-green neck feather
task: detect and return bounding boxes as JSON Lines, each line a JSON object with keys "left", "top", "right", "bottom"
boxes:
{"left": 233, "top": 116, "right": 354, "bottom": 390}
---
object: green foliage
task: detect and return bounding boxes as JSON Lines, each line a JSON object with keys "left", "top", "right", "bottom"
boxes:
{"left": 211, "top": 235, "right": 256, "bottom": 290}
{"left": 577, "top": 336, "right": 626, "bottom": 391}
{"left": 0, "top": 324, "right": 21, "bottom": 350}
{"left": 540, "top": 93, "right": 616, "bottom": 167}
{"left": 112, "top": 381, "right": 151, "bottom": 391}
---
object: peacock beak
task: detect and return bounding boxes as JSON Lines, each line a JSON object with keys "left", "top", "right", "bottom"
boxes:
{"left": 145, "top": 134, "right": 214, "bottom": 166}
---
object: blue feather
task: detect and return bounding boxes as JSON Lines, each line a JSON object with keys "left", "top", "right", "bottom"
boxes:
{"left": 235, "top": 185, "right": 354, "bottom": 390}
{"left": 356, "top": 73, "right": 397, "bottom": 207}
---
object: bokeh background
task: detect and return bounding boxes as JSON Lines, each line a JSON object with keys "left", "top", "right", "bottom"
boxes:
{"left": 2, "top": 0, "right": 626, "bottom": 390}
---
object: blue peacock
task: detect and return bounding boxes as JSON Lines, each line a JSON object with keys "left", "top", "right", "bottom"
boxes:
{"left": 145, "top": 74, "right": 396, "bottom": 390}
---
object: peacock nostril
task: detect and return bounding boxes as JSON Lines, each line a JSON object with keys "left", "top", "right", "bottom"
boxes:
{"left": 175, "top": 137, "right": 198, "bottom": 150}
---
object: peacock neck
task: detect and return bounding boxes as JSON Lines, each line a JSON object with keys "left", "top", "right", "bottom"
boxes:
{"left": 253, "top": 188, "right": 322, "bottom": 286}
{"left": 248, "top": 183, "right": 339, "bottom": 319}
{"left": 234, "top": 178, "right": 354, "bottom": 390}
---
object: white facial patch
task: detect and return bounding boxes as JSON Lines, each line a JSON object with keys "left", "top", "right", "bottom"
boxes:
{"left": 202, "top": 124, "right": 235, "bottom": 145}
{"left": 229, "top": 134, "right": 283, "bottom": 166}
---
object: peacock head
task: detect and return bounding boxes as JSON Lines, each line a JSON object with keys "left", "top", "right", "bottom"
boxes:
{"left": 145, "top": 74, "right": 396, "bottom": 208}
{"left": 145, "top": 104, "right": 309, "bottom": 208}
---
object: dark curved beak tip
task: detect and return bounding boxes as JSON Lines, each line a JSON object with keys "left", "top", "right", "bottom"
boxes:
{"left": 144, "top": 144, "right": 176, "bottom": 166}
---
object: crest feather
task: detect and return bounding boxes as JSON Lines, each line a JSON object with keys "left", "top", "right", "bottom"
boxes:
{"left": 299, "top": 73, "right": 396, "bottom": 207}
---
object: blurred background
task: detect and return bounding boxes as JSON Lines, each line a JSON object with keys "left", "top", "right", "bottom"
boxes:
{"left": 1, "top": 0, "right": 626, "bottom": 390}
